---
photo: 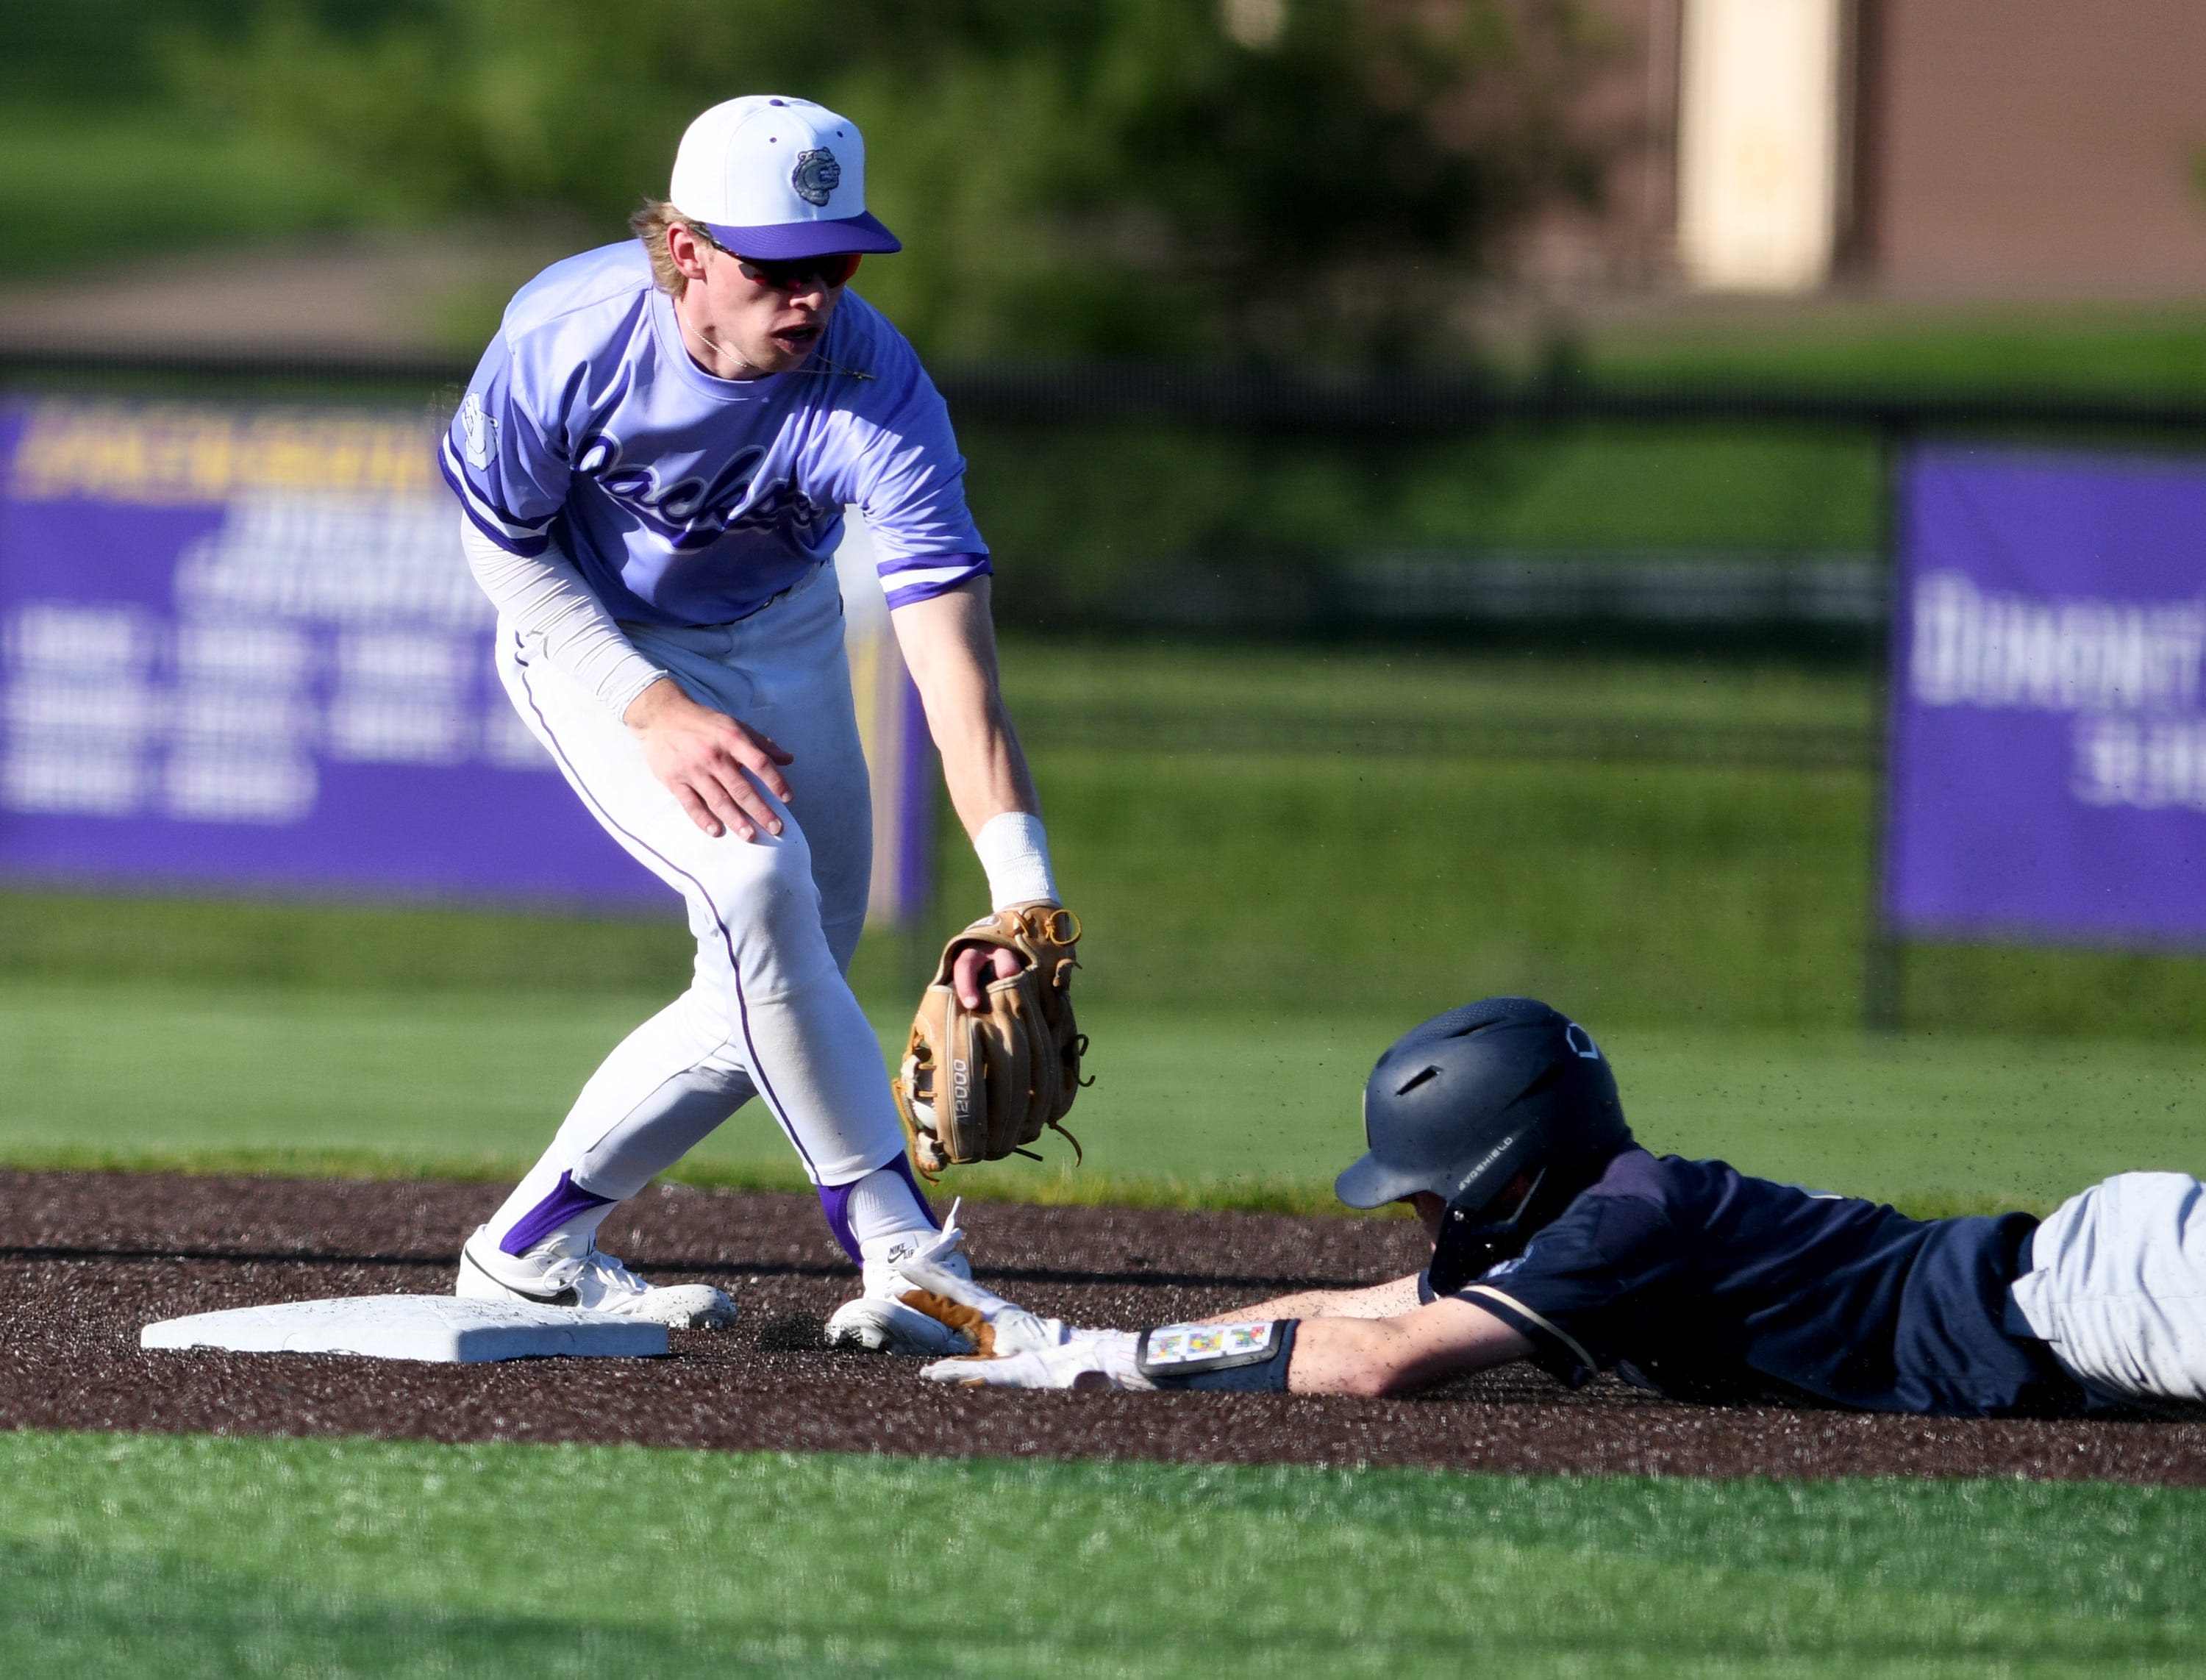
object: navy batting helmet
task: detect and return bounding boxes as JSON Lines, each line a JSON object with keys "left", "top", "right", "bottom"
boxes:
{"left": 1335, "top": 997, "right": 1632, "bottom": 1293}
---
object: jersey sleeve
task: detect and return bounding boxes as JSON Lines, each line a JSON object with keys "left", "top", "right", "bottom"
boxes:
{"left": 438, "top": 326, "right": 571, "bottom": 557}
{"left": 1443, "top": 1191, "right": 1691, "bottom": 1385}
{"left": 844, "top": 354, "right": 992, "bottom": 610}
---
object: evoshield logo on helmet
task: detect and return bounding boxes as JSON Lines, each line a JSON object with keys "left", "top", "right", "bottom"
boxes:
{"left": 1453, "top": 1131, "right": 1525, "bottom": 1200}
{"left": 790, "top": 149, "right": 840, "bottom": 207}
{"left": 1566, "top": 1023, "right": 1600, "bottom": 1059}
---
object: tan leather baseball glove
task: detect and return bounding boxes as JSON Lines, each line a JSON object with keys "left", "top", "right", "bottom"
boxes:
{"left": 893, "top": 904, "right": 1087, "bottom": 1176}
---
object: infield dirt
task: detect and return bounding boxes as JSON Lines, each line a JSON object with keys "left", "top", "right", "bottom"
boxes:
{"left": 4, "top": 1168, "right": 2202, "bottom": 1486}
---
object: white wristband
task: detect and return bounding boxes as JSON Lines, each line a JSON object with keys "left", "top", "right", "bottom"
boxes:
{"left": 974, "top": 811, "right": 1058, "bottom": 910}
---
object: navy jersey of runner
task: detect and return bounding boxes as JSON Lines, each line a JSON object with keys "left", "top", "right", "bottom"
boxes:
{"left": 1426, "top": 1147, "right": 2085, "bottom": 1416}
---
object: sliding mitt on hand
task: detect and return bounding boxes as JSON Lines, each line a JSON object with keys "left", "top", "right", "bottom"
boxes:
{"left": 894, "top": 1250, "right": 1145, "bottom": 1390}
{"left": 893, "top": 904, "right": 1087, "bottom": 1176}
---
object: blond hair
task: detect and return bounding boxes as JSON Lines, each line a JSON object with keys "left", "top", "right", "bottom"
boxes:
{"left": 630, "top": 199, "right": 709, "bottom": 298}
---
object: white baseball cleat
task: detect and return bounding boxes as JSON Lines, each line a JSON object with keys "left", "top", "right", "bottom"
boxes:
{"left": 455, "top": 1225, "right": 737, "bottom": 1329}
{"left": 824, "top": 1204, "right": 979, "bottom": 1356}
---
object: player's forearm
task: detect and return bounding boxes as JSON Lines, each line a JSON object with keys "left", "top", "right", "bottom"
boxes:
{"left": 893, "top": 580, "right": 1038, "bottom": 831}
{"left": 458, "top": 518, "right": 665, "bottom": 716}
{"left": 1207, "top": 1273, "right": 1425, "bottom": 1324}
{"left": 1287, "top": 1301, "right": 1535, "bottom": 1397}
{"left": 893, "top": 581, "right": 1063, "bottom": 910}
{"left": 934, "top": 687, "right": 1038, "bottom": 838}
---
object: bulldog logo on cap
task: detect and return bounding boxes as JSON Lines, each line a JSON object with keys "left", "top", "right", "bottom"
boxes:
{"left": 790, "top": 148, "right": 840, "bottom": 207}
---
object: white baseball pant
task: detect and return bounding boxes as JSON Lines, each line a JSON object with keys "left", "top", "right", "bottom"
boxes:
{"left": 479, "top": 560, "right": 917, "bottom": 1253}
{"left": 2011, "top": 1171, "right": 2206, "bottom": 1408}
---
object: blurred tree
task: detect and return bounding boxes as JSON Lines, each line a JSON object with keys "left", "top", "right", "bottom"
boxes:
{"left": 0, "top": 0, "right": 260, "bottom": 101}
{"left": 171, "top": 0, "right": 1620, "bottom": 361}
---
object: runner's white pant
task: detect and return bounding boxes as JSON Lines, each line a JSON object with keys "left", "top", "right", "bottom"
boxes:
{"left": 2011, "top": 1172, "right": 2206, "bottom": 1406}
{"left": 481, "top": 562, "right": 907, "bottom": 1249}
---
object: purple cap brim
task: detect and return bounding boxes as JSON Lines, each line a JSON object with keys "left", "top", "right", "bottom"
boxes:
{"left": 699, "top": 211, "right": 902, "bottom": 258}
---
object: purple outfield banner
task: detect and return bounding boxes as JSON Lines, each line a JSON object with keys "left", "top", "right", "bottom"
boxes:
{"left": 1887, "top": 446, "right": 2206, "bottom": 948}
{"left": 0, "top": 398, "right": 933, "bottom": 921}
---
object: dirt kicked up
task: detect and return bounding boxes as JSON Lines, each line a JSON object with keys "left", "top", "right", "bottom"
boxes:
{"left": 3, "top": 1168, "right": 2203, "bottom": 1487}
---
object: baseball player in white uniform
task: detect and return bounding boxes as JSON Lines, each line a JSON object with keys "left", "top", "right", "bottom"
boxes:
{"left": 438, "top": 96, "right": 1057, "bottom": 1354}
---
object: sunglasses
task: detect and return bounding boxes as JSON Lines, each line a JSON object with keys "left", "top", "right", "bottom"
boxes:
{"left": 695, "top": 230, "right": 862, "bottom": 293}
{"left": 740, "top": 251, "right": 861, "bottom": 292}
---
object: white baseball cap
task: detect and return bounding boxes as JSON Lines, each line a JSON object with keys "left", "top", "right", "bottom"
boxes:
{"left": 668, "top": 96, "right": 901, "bottom": 260}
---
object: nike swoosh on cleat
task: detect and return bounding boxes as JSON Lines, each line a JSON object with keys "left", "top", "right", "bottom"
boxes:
{"left": 463, "top": 1247, "right": 580, "bottom": 1308}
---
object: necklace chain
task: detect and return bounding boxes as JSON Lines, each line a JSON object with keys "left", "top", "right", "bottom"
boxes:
{"left": 673, "top": 296, "right": 874, "bottom": 381}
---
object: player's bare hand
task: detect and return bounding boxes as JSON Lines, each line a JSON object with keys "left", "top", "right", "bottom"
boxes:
{"left": 624, "top": 677, "right": 794, "bottom": 842}
{"left": 949, "top": 901, "right": 1064, "bottom": 1005}
{"left": 952, "top": 943, "right": 1024, "bottom": 1009}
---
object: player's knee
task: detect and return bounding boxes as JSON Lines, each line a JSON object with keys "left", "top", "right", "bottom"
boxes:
{"left": 687, "top": 883, "right": 840, "bottom": 1004}
{"left": 750, "top": 867, "right": 838, "bottom": 957}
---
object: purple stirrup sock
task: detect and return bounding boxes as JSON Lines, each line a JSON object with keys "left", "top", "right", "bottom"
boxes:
{"left": 817, "top": 1179, "right": 862, "bottom": 1264}
{"left": 499, "top": 1170, "right": 616, "bottom": 1257}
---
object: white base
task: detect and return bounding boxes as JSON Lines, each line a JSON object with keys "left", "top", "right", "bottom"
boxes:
{"left": 140, "top": 1295, "right": 670, "bottom": 1363}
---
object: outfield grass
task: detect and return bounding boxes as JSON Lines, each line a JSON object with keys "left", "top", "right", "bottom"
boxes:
{"left": 997, "top": 637, "right": 1877, "bottom": 736}
{"left": 4, "top": 1431, "right": 2201, "bottom": 1678}
{"left": 1583, "top": 304, "right": 2206, "bottom": 398}
{"left": 985, "top": 642, "right": 2206, "bottom": 1039}
{"left": 7, "top": 641, "right": 2206, "bottom": 1045}
{"left": 1, "top": 980, "right": 2197, "bottom": 1216}
{"left": 965, "top": 425, "right": 1885, "bottom": 598}
{"left": 21, "top": 639, "right": 2198, "bottom": 1042}
{"left": 0, "top": 104, "right": 368, "bottom": 281}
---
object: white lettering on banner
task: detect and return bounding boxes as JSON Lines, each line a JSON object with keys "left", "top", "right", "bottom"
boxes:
{"left": 163, "top": 617, "right": 318, "bottom": 822}
{"left": 2073, "top": 715, "right": 2206, "bottom": 811}
{"left": 1911, "top": 571, "right": 2206, "bottom": 714}
{"left": 0, "top": 490, "right": 555, "bottom": 824}
{"left": 2, "top": 746, "right": 145, "bottom": 815}
{"left": 3, "top": 680, "right": 163, "bottom": 741}
{"left": 327, "top": 695, "right": 471, "bottom": 765}
{"left": 174, "top": 494, "right": 493, "bottom": 631}
{"left": 165, "top": 752, "right": 318, "bottom": 824}
{"left": 1910, "top": 570, "right": 2206, "bottom": 816}
{"left": 5, "top": 602, "right": 154, "bottom": 673}
{"left": 335, "top": 631, "right": 474, "bottom": 690}
{"left": 171, "top": 690, "right": 318, "bottom": 749}
{"left": 175, "top": 621, "right": 313, "bottom": 687}
{"left": 479, "top": 704, "right": 552, "bottom": 770}
{"left": 326, "top": 628, "right": 474, "bottom": 766}
{"left": 0, "top": 624, "right": 160, "bottom": 812}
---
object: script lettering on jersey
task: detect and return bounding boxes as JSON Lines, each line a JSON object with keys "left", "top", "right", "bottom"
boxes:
{"left": 573, "top": 430, "right": 837, "bottom": 552}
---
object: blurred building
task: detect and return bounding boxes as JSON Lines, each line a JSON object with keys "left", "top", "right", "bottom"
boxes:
{"left": 1524, "top": 0, "right": 2206, "bottom": 299}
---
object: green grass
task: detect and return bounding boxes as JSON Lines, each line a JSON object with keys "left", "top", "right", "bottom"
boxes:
{"left": 7, "top": 642, "right": 2206, "bottom": 1040}
{"left": 8, "top": 637, "right": 2206, "bottom": 1048}
{"left": 2, "top": 979, "right": 2199, "bottom": 1216}
{"left": 0, "top": 104, "right": 368, "bottom": 281}
{"left": 996, "top": 651, "right": 1880, "bottom": 1033}
{"left": 982, "top": 641, "right": 2206, "bottom": 1039}
{"left": 0, "top": 979, "right": 1386, "bottom": 1208}
{"left": 999, "top": 638, "right": 1877, "bottom": 736}
{"left": 1583, "top": 304, "right": 2206, "bottom": 398}
{"left": 4, "top": 1431, "right": 2203, "bottom": 1677}
{"left": 1019, "top": 746, "right": 1874, "bottom": 1027}
{"left": 966, "top": 426, "right": 1885, "bottom": 600}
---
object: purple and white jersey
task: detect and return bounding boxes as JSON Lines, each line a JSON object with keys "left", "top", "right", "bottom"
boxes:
{"left": 440, "top": 240, "right": 990, "bottom": 626}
